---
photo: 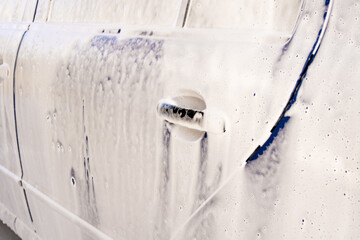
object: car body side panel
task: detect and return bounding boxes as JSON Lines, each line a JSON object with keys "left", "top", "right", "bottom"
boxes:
{"left": 15, "top": 13, "right": 311, "bottom": 240}
{"left": 0, "top": 0, "right": 38, "bottom": 237}
{"left": 173, "top": 0, "right": 360, "bottom": 239}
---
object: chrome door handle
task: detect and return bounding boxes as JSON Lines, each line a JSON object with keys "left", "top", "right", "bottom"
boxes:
{"left": 0, "top": 62, "right": 10, "bottom": 83}
{"left": 157, "top": 99, "right": 226, "bottom": 134}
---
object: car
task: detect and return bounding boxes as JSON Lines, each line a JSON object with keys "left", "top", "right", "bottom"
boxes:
{"left": 1, "top": 0, "right": 359, "bottom": 239}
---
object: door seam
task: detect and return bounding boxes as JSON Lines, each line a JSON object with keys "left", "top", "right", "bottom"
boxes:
{"left": 13, "top": 27, "right": 34, "bottom": 224}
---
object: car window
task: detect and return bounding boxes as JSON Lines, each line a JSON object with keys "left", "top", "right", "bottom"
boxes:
{"left": 34, "top": 0, "right": 183, "bottom": 26}
{"left": 0, "top": 0, "right": 37, "bottom": 22}
{"left": 185, "top": 0, "right": 302, "bottom": 33}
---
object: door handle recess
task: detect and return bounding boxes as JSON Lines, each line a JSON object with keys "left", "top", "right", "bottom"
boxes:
{"left": 157, "top": 99, "right": 226, "bottom": 134}
{"left": 0, "top": 62, "right": 10, "bottom": 83}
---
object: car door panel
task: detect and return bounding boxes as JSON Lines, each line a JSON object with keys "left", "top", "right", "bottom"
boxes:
{"left": 15, "top": 18, "right": 307, "bottom": 239}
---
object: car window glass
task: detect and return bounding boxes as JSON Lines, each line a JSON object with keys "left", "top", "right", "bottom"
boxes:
{"left": 185, "top": 0, "right": 302, "bottom": 33}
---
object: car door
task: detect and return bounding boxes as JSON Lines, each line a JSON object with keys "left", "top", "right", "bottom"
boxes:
{"left": 14, "top": 0, "right": 357, "bottom": 239}
{"left": 0, "top": 0, "right": 39, "bottom": 239}
{"left": 14, "top": 1, "right": 305, "bottom": 239}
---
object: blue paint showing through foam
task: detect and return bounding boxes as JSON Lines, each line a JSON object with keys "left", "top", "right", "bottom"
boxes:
{"left": 90, "top": 35, "right": 164, "bottom": 60}
{"left": 247, "top": 0, "right": 332, "bottom": 162}
{"left": 248, "top": 117, "right": 290, "bottom": 162}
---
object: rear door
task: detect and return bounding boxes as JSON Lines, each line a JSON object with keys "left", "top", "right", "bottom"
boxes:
{"left": 13, "top": 0, "right": 318, "bottom": 239}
